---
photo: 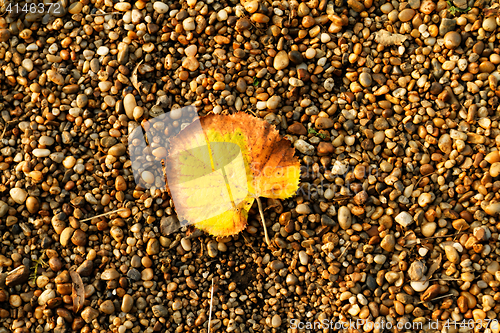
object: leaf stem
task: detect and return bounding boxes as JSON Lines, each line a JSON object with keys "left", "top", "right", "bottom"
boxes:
{"left": 256, "top": 196, "right": 271, "bottom": 246}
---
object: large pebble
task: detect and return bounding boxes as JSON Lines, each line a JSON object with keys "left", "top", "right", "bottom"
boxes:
{"left": 338, "top": 206, "right": 352, "bottom": 229}
{"left": 153, "top": 1, "right": 169, "bottom": 13}
{"left": 10, "top": 188, "right": 28, "bottom": 204}
{"left": 273, "top": 51, "right": 289, "bottom": 70}
{"left": 294, "top": 139, "right": 314, "bottom": 155}
{"left": 123, "top": 94, "right": 136, "bottom": 119}
{"left": 395, "top": 211, "right": 413, "bottom": 227}
{"left": 207, "top": 240, "right": 218, "bottom": 258}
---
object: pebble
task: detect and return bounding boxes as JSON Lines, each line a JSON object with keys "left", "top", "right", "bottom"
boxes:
{"left": 152, "top": 305, "right": 168, "bottom": 317}
{"left": 395, "top": 212, "right": 413, "bottom": 227}
{"left": 153, "top": 2, "right": 169, "bottom": 13}
{"left": 273, "top": 51, "right": 289, "bottom": 70}
{"left": 207, "top": 240, "right": 218, "bottom": 258}
{"left": 444, "top": 31, "right": 461, "bottom": 49}
{"left": 10, "top": 188, "right": 28, "bottom": 204}
{"left": 338, "top": 206, "right": 352, "bottom": 230}
{"left": 294, "top": 140, "right": 314, "bottom": 155}
{"left": 271, "top": 314, "right": 282, "bottom": 328}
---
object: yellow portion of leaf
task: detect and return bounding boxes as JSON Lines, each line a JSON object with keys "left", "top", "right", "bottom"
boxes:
{"left": 192, "top": 196, "right": 254, "bottom": 236}
{"left": 166, "top": 112, "right": 300, "bottom": 237}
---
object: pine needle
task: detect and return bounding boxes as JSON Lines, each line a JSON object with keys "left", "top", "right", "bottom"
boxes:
{"left": 208, "top": 278, "right": 214, "bottom": 333}
{"left": 256, "top": 196, "right": 271, "bottom": 246}
{"left": 79, "top": 208, "right": 128, "bottom": 222}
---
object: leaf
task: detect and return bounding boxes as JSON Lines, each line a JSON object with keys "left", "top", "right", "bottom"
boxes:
{"left": 131, "top": 60, "right": 143, "bottom": 93}
{"left": 166, "top": 112, "right": 300, "bottom": 237}
{"left": 374, "top": 30, "right": 408, "bottom": 46}
{"left": 70, "top": 270, "right": 85, "bottom": 313}
{"left": 425, "top": 254, "right": 442, "bottom": 282}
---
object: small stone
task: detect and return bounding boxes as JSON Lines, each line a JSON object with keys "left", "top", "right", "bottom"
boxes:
{"left": 485, "top": 202, "right": 500, "bottom": 216}
{"left": 489, "top": 162, "right": 500, "bottom": 177}
{"left": 271, "top": 314, "right": 282, "bottom": 328}
{"left": 152, "top": 305, "right": 169, "bottom": 317}
{"left": 0, "top": 29, "right": 11, "bottom": 42}
{"left": 181, "top": 238, "right": 192, "bottom": 251}
{"left": 32, "top": 148, "right": 51, "bottom": 157}
{"left": 317, "top": 142, "right": 334, "bottom": 155}
{"left": 146, "top": 239, "right": 160, "bottom": 255}
{"left": 142, "top": 268, "right": 154, "bottom": 281}
{"left": 60, "top": 227, "right": 75, "bottom": 247}
{"left": 38, "top": 289, "right": 56, "bottom": 305}
{"left": 100, "top": 300, "right": 115, "bottom": 314}
{"left": 182, "top": 56, "right": 199, "bottom": 71}
{"left": 122, "top": 295, "right": 134, "bottom": 313}
{"left": 10, "top": 188, "right": 28, "bottom": 204}
{"left": 296, "top": 204, "right": 311, "bottom": 215}
{"left": 483, "top": 17, "right": 497, "bottom": 32}
{"left": 438, "top": 134, "right": 452, "bottom": 154}
{"left": 359, "top": 72, "right": 372, "bottom": 87}
{"left": 101, "top": 268, "right": 119, "bottom": 280}
{"left": 77, "top": 260, "right": 94, "bottom": 277}
{"left": 207, "top": 240, "right": 218, "bottom": 258}
{"left": 109, "top": 143, "right": 126, "bottom": 156}
{"left": 71, "top": 229, "right": 87, "bottom": 246}
{"left": 398, "top": 8, "right": 415, "bottom": 22}
{"left": 315, "top": 117, "right": 333, "bottom": 129}
{"left": 287, "top": 123, "right": 307, "bottom": 135}
{"left": 153, "top": 1, "right": 169, "bottom": 13}
{"left": 0, "top": 255, "right": 12, "bottom": 267}
{"left": 123, "top": 94, "right": 137, "bottom": 119}
{"left": 395, "top": 211, "right": 413, "bottom": 227}
{"left": 5, "top": 265, "right": 29, "bottom": 287}
{"left": 81, "top": 307, "right": 99, "bottom": 323}
{"left": 445, "top": 245, "right": 460, "bottom": 264}
{"left": 440, "top": 19, "right": 456, "bottom": 36}
{"left": 0, "top": 200, "right": 8, "bottom": 217}
{"left": 273, "top": 51, "right": 289, "bottom": 70}
{"left": 421, "top": 222, "right": 437, "bottom": 237}
{"left": 115, "top": 176, "right": 127, "bottom": 191}
{"left": 267, "top": 96, "right": 281, "bottom": 109}
{"left": 347, "top": 0, "right": 365, "bottom": 12}
{"left": 411, "top": 280, "right": 429, "bottom": 292}
{"left": 338, "top": 206, "right": 352, "bottom": 229}
{"left": 288, "top": 50, "right": 303, "bottom": 64}
{"left": 381, "top": 234, "right": 396, "bottom": 252}
{"left": 294, "top": 139, "right": 314, "bottom": 155}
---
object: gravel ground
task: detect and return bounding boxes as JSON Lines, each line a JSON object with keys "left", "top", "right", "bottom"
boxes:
{"left": 1, "top": 0, "right": 500, "bottom": 332}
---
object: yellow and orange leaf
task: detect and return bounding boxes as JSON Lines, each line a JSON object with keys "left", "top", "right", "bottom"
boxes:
{"left": 166, "top": 112, "right": 300, "bottom": 237}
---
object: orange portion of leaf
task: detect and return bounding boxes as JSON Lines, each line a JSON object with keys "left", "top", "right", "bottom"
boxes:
{"left": 166, "top": 112, "right": 300, "bottom": 236}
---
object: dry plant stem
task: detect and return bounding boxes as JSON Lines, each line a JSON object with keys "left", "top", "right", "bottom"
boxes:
{"left": 255, "top": 196, "right": 271, "bottom": 246}
{"left": 208, "top": 278, "right": 214, "bottom": 333}
{"left": 79, "top": 208, "right": 128, "bottom": 222}
{"left": 418, "top": 293, "right": 453, "bottom": 304}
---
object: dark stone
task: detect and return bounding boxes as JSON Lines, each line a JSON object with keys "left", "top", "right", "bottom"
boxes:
{"left": 5, "top": 265, "right": 29, "bottom": 287}
{"left": 366, "top": 275, "right": 377, "bottom": 291}
{"left": 288, "top": 50, "right": 303, "bottom": 65}
{"left": 127, "top": 268, "right": 141, "bottom": 281}
{"left": 160, "top": 216, "right": 181, "bottom": 236}
{"left": 76, "top": 260, "right": 94, "bottom": 277}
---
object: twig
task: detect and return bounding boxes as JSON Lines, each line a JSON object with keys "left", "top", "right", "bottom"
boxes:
{"left": 255, "top": 196, "right": 271, "bottom": 246}
{"left": 90, "top": 10, "right": 121, "bottom": 16}
{"left": 338, "top": 241, "right": 352, "bottom": 260}
{"left": 418, "top": 293, "right": 453, "bottom": 304}
{"left": 0, "top": 120, "right": 17, "bottom": 141}
{"left": 208, "top": 278, "right": 214, "bottom": 333}
{"left": 79, "top": 208, "right": 128, "bottom": 222}
{"left": 421, "top": 231, "right": 465, "bottom": 240}
{"left": 242, "top": 234, "right": 257, "bottom": 254}
{"left": 416, "top": 171, "right": 437, "bottom": 187}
